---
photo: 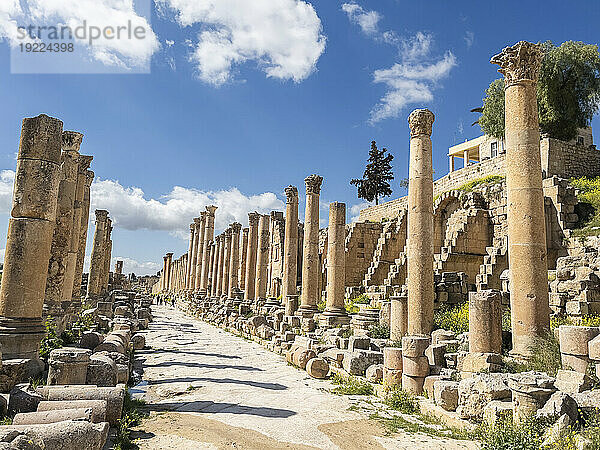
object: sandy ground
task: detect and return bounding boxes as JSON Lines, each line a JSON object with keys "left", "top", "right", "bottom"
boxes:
{"left": 131, "top": 305, "right": 479, "bottom": 449}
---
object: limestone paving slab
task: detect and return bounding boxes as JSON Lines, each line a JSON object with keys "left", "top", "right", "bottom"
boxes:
{"left": 133, "top": 306, "right": 479, "bottom": 449}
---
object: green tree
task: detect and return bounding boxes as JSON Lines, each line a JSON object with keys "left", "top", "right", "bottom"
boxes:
{"left": 351, "top": 141, "right": 394, "bottom": 205}
{"left": 480, "top": 41, "right": 600, "bottom": 141}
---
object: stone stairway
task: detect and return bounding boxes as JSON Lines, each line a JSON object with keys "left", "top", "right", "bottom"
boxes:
{"left": 362, "top": 211, "right": 407, "bottom": 287}
{"left": 382, "top": 248, "right": 407, "bottom": 288}
{"left": 475, "top": 239, "right": 508, "bottom": 290}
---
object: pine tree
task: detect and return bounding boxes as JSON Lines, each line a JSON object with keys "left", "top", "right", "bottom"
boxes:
{"left": 351, "top": 141, "right": 394, "bottom": 205}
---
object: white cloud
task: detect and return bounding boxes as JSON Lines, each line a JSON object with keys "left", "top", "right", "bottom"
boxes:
{"left": 0, "top": 170, "right": 14, "bottom": 213}
{"left": 349, "top": 201, "right": 372, "bottom": 223}
{"left": 341, "top": 2, "right": 381, "bottom": 35}
{"left": 112, "top": 256, "right": 161, "bottom": 276}
{"left": 157, "top": 0, "right": 326, "bottom": 86}
{"left": 1, "top": 0, "right": 160, "bottom": 70}
{"left": 90, "top": 177, "right": 284, "bottom": 238}
{"left": 369, "top": 42, "right": 457, "bottom": 124}
{"left": 464, "top": 31, "right": 474, "bottom": 48}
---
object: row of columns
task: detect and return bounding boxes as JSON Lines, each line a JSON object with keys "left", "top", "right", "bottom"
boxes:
{"left": 0, "top": 114, "right": 104, "bottom": 362}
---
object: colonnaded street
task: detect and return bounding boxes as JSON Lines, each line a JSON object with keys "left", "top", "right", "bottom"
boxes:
{"left": 131, "top": 305, "right": 479, "bottom": 450}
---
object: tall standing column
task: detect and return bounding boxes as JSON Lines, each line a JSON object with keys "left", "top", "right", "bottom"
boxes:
{"left": 254, "top": 215, "right": 271, "bottom": 302}
{"left": 407, "top": 109, "right": 435, "bottom": 336}
{"left": 72, "top": 169, "right": 94, "bottom": 303}
{"left": 100, "top": 219, "right": 112, "bottom": 295}
{"left": 216, "top": 236, "right": 226, "bottom": 297}
{"left": 87, "top": 210, "right": 109, "bottom": 300}
{"left": 228, "top": 223, "right": 242, "bottom": 298}
{"left": 244, "top": 213, "right": 260, "bottom": 301}
{"left": 210, "top": 237, "right": 220, "bottom": 297}
{"left": 239, "top": 228, "right": 249, "bottom": 292}
{"left": 185, "top": 224, "right": 195, "bottom": 289}
{"left": 298, "top": 174, "right": 323, "bottom": 317}
{"left": 199, "top": 206, "right": 217, "bottom": 294}
{"left": 321, "top": 202, "right": 349, "bottom": 326}
{"left": 192, "top": 214, "right": 205, "bottom": 291}
{"left": 282, "top": 186, "right": 299, "bottom": 311}
{"left": 491, "top": 42, "right": 549, "bottom": 357}
{"left": 207, "top": 241, "right": 216, "bottom": 295}
{"left": 222, "top": 228, "right": 232, "bottom": 297}
{"left": 0, "top": 114, "right": 63, "bottom": 360}
{"left": 165, "top": 252, "right": 173, "bottom": 293}
{"left": 44, "top": 131, "right": 81, "bottom": 328}
{"left": 161, "top": 257, "right": 168, "bottom": 292}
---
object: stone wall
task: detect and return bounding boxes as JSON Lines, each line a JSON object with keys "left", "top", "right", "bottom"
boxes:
{"left": 542, "top": 138, "right": 600, "bottom": 180}
{"left": 345, "top": 222, "right": 383, "bottom": 286}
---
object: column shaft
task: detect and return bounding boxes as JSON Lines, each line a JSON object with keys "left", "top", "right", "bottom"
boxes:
{"left": 244, "top": 213, "right": 260, "bottom": 301}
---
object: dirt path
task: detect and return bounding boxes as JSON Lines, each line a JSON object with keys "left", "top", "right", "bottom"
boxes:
{"left": 131, "top": 305, "right": 479, "bottom": 449}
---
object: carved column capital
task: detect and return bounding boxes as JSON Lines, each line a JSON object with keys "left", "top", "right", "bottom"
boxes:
{"left": 408, "top": 109, "right": 435, "bottom": 137}
{"left": 304, "top": 174, "right": 323, "bottom": 195}
{"left": 284, "top": 185, "right": 298, "bottom": 203}
{"left": 248, "top": 212, "right": 260, "bottom": 226}
{"left": 62, "top": 131, "right": 83, "bottom": 151}
{"left": 77, "top": 155, "right": 93, "bottom": 173}
{"left": 205, "top": 205, "right": 218, "bottom": 216}
{"left": 491, "top": 41, "right": 542, "bottom": 87}
{"left": 95, "top": 209, "right": 109, "bottom": 221}
{"left": 230, "top": 222, "right": 242, "bottom": 233}
{"left": 85, "top": 170, "right": 95, "bottom": 187}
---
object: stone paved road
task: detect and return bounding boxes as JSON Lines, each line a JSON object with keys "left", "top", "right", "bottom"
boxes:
{"left": 132, "top": 305, "right": 479, "bottom": 450}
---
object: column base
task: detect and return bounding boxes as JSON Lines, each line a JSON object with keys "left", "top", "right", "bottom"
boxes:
{"left": 297, "top": 304, "right": 318, "bottom": 318}
{"left": 0, "top": 317, "right": 46, "bottom": 360}
{"left": 319, "top": 308, "right": 350, "bottom": 327}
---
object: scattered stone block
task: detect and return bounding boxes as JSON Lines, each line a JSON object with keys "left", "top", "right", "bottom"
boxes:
{"left": 559, "top": 326, "right": 599, "bottom": 356}
{"left": 131, "top": 334, "right": 145, "bottom": 350}
{"left": 561, "top": 353, "right": 591, "bottom": 373}
{"left": 457, "top": 373, "right": 511, "bottom": 422}
{"left": 79, "top": 332, "right": 104, "bottom": 351}
{"left": 433, "top": 380, "right": 459, "bottom": 412}
{"left": 306, "top": 358, "right": 329, "bottom": 379}
{"left": 348, "top": 336, "right": 370, "bottom": 352}
{"left": 402, "top": 336, "right": 431, "bottom": 358}
{"left": 342, "top": 350, "right": 383, "bottom": 376}
{"left": 482, "top": 400, "right": 513, "bottom": 427}
{"left": 588, "top": 335, "right": 600, "bottom": 360}
{"left": 37, "top": 400, "right": 107, "bottom": 423}
{"left": 47, "top": 348, "right": 91, "bottom": 386}
{"left": 365, "top": 364, "right": 383, "bottom": 383}
{"left": 0, "top": 420, "right": 109, "bottom": 450}
{"left": 425, "top": 344, "right": 446, "bottom": 367}
{"left": 86, "top": 355, "right": 117, "bottom": 387}
{"left": 461, "top": 352, "right": 502, "bottom": 374}
{"left": 8, "top": 384, "right": 43, "bottom": 415}
{"left": 383, "top": 368, "right": 402, "bottom": 387}
{"left": 423, "top": 375, "right": 441, "bottom": 399}
{"left": 536, "top": 391, "right": 578, "bottom": 424}
{"left": 555, "top": 369, "right": 591, "bottom": 394}
{"left": 13, "top": 408, "right": 92, "bottom": 425}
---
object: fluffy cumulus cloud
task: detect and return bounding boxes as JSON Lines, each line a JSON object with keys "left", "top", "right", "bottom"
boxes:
{"left": 0, "top": 170, "right": 15, "bottom": 213}
{"left": 341, "top": 2, "right": 380, "bottom": 35}
{"left": 349, "top": 201, "right": 372, "bottom": 223}
{"left": 90, "top": 177, "right": 284, "bottom": 238}
{"left": 369, "top": 32, "right": 457, "bottom": 123}
{"left": 0, "top": 0, "right": 160, "bottom": 69}
{"left": 157, "top": 0, "right": 326, "bottom": 86}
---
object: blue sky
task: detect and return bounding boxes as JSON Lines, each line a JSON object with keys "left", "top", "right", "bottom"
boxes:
{"left": 0, "top": 0, "right": 599, "bottom": 275}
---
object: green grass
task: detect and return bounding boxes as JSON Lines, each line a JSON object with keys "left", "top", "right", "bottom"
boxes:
{"left": 501, "top": 331, "right": 561, "bottom": 376}
{"left": 114, "top": 390, "right": 147, "bottom": 450}
{"left": 372, "top": 412, "right": 474, "bottom": 441}
{"left": 384, "top": 387, "right": 418, "bottom": 414}
{"left": 345, "top": 294, "right": 371, "bottom": 314}
{"left": 368, "top": 323, "right": 390, "bottom": 339}
{"left": 478, "top": 415, "right": 550, "bottom": 450}
{"left": 457, "top": 175, "right": 505, "bottom": 193}
{"left": 331, "top": 374, "right": 373, "bottom": 396}
{"left": 570, "top": 176, "right": 600, "bottom": 236}
{"left": 551, "top": 314, "right": 600, "bottom": 328}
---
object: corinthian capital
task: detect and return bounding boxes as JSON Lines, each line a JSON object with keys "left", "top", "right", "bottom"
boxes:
{"left": 491, "top": 41, "right": 542, "bottom": 87}
{"left": 62, "top": 131, "right": 84, "bottom": 151}
{"left": 408, "top": 109, "right": 435, "bottom": 137}
{"left": 284, "top": 185, "right": 299, "bottom": 203}
{"left": 304, "top": 174, "right": 323, "bottom": 195}
{"left": 205, "top": 205, "right": 218, "bottom": 216}
{"left": 230, "top": 222, "right": 242, "bottom": 233}
{"left": 248, "top": 212, "right": 260, "bottom": 226}
{"left": 85, "top": 170, "right": 95, "bottom": 187}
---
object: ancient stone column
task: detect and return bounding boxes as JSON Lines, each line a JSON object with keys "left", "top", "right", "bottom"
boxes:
{"left": 185, "top": 223, "right": 195, "bottom": 289}
{"left": 199, "top": 206, "right": 217, "bottom": 294}
{"left": 87, "top": 210, "right": 109, "bottom": 299}
{"left": 321, "top": 202, "right": 349, "bottom": 326}
{"left": 491, "top": 41, "right": 549, "bottom": 357}
{"left": 239, "top": 228, "right": 249, "bottom": 291}
{"left": 469, "top": 290, "right": 502, "bottom": 354}
{"left": 390, "top": 292, "right": 408, "bottom": 341}
{"left": 62, "top": 144, "right": 89, "bottom": 314}
{"left": 215, "top": 236, "right": 226, "bottom": 297}
{"left": 222, "top": 228, "right": 232, "bottom": 296}
{"left": 100, "top": 220, "right": 112, "bottom": 295}
{"left": 407, "top": 109, "right": 435, "bottom": 336}
{"left": 0, "top": 114, "right": 63, "bottom": 360}
{"left": 210, "top": 237, "right": 220, "bottom": 297}
{"left": 72, "top": 168, "right": 94, "bottom": 303}
{"left": 228, "top": 223, "right": 242, "bottom": 298}
{"left": 244, "top": 213, "right": 260, "bottom": 301}
{"left": 161, "top": 257, "right": 168, "bottom": 292}
{"left": 115, "top": 261, "right": 123, "bottom": 275}
{"left": 254, "top": 215, "right": 271, "bottom": 302}
{"left": 191, "top": 214, "right": 204, "bottom": 291}
{"left": 165, "top": 252, "right": 173, "bottom": 293}
{"left": 43, "top": 131, "right": 82, "bottom": 328}
{"left": 282, "top": 186, "right": 299, "bottom": 311}
{"left": 207, "top": 241, "right": 216, "bottom": 295}
{"left": 298, "top": 174, "right": 323, "bottom": 317}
